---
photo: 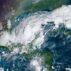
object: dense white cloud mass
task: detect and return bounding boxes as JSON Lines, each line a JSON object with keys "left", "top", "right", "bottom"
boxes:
{"left": 50, "top": 5, "right": 71, "bottom": 29}
{"left": 30, "top": 57, "right": 42, "bottom": 71}
{"left": 0, "top": 5, "right": 71, "bottom": 54}
{"left": 0, "top": 5, "right": 71, "bottom": 71}
{"left": 30, "top": 56, "right": 47, "bottom": 71}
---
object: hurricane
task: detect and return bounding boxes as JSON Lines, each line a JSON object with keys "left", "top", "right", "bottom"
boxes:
{"left": 0, "top": 5, "right": 71, "bottom": 71}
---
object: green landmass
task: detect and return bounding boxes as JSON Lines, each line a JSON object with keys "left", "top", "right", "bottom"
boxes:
{"left": 10, "top": 0, "right": 69, "bottom": 30}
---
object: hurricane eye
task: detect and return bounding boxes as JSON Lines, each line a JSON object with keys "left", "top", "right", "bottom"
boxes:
{"left": 41, "top": 24, "right": 45, "bottom": 27}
